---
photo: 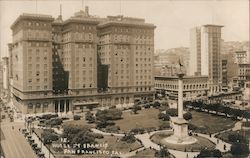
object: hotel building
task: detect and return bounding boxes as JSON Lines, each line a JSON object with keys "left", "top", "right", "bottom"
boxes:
{"left": 8, "top": 7, "right": 156, "bottom": 114}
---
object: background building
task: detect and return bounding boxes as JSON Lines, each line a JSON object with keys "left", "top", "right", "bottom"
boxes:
{"left": 0, "top": 60, "right": 3, "bottom": 96}
{"left": 8, "top": 8, "right": 155, "bottom": 114}
{"left": 155, "top": 76, "right": 209, "bottom": 101}
{"left": 189, "top": 25, "right": 223, "bottom": 94}
{"left": 234, "top": 50, "right": 250, "bottom": 64}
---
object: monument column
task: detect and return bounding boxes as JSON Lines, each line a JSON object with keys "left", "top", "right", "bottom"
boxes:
{"left": 178, "top": 74, "right": 184, "bottom": 118}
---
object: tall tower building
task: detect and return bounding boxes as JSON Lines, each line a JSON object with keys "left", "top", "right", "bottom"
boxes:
{"left": 189, "top": 25, "right": 223, "bottom": 94}
{"left": 189, "top": 27, "right": 201, "bottom": 76}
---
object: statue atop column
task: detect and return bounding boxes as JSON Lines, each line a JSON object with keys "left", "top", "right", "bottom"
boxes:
{"left": 164, "top": 58, "right": 197, "bottom": 144}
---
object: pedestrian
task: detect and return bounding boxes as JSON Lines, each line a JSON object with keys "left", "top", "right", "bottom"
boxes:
{"left": 224, "top": 144, "right": 226, "bottom": 150}
{"left": 186, "top": 153, "right": 188, "bottom": 158}
{"left": 217, "top": 139, "right": 219, "bottom": 144}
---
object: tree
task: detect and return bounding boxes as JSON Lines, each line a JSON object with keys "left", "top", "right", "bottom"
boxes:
{"left": 132, "top": 105, "right": 141, "bottom": 114}
{"left": 228, "top": 133, "right": 247, "bottom": 144}
{"left": 158, "top": 113, "right": 170, "bottom": 121}
{"left": 85, "top": 111, "right": 95, "bottom": 123}
{"left": 45, "top": 118, "right": 63, "bottom": 127}
{"left": 183, "top": 112, "right": 192, "bottom": 120}
{"left": 153, "top": 101, "right": 161, "bottom": 108}
{"left": 159, "top": 122, "right": 170, "bottom": 130}
{"left": 61, "top": 125, "right": 101, "bottom": 146}
{"left": 143, "top": 103, "right": 151, "bottom": 109}
{"left": 231, "top": 143, "right": 249, "bottom": 156}
{"left": 155, "top": 146, "right": 169, "bottom": 158}
{"left": 165, "top": 108, "right": 177, "bottom": 117}
{"left": 197, "top": 149, "right": 222, "bottom": 158}
{"left": 42, "top": 129, "right": 59, "bottom": 144}
{"left": 73, "top": 115, "right": 81, "bottom": 120}
{"left": 121, "top": 133, "right": 136, "bottom": 143}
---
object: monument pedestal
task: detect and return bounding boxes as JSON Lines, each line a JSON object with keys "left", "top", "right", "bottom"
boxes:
{"left": 164, "top": 117, "right": 197, "bottom": 145}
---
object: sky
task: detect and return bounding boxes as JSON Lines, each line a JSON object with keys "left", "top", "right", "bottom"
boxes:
{"left": 0, "top": 0, "right": 249, "bottom": 58}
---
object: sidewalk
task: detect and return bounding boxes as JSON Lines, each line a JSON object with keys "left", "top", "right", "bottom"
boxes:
{"left": 32, "top": 132, "right": 55, "bottom": 158}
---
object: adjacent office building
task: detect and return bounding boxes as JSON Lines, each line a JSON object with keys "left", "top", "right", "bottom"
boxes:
{"left": 155, "top": 76, "right": 209, "bottom": 101}
{"left": 189, "top": 25, "right": 223, "bottom": 94}
{"left": 8, "top": 7, "right": 156, "bottom": 114}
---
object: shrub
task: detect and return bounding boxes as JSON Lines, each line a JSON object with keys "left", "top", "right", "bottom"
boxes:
{"left": 165, "top": 108, "right": 177, "bottom": 117}
{"left": 73, "top": 115, "right": 81, "bottom": 120}
{"left": 152, "top": 101, "right": 161, "bottom": 108}
{"left": 121, "top": 133, "right": 136, "bottom": 143}
{"left": 159, "top": 122, "right": 170, "bottom": 130}
{"left": 231, "top": 143, "right": 249, "bottom": 156}
{"left": 105, "top": 125, "right": 120, "bottom": 133}
{"left": 228, "top": 133, "right": 247, "bottom": 144}
{"left": 158, "top": 113, "right": 170, "bottom": 121}
{"left": 130, "top": 128, "right": 145, "bottom": 134}
{"left": 197, "top": 149, "right": 222, "bottom": 158}
{"left": 85, "top": 112, "right": 95, "bottom": 123}
{"left": 242, "top": 121, "right": 250, "bottom": 127}
{"left": 96, "top": 120, "right": 115, "bottom": 129}
{"left": 183, "top": 112, "right": 192, "bottom": 120}
{"left": 46, "top": 118, "right": 63, "bottom": 127}
{"left": 188, "top": 123, "right": 198, "bottom": 131}
{"left": 42, "top": 129, "right": 59, "bottom": 144}
{"left": 132, "top": 105, "right": 142, "bottom": 114}
{"left": 143, "top": 103, "right": 151, "bottom": 109}
{"left": 96, "top": 109, "right": 122, "bottom": 121}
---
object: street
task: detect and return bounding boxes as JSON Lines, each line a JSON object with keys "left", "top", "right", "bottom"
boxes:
{"left": 1, "top": 121, "right": 37, "bottom": 158}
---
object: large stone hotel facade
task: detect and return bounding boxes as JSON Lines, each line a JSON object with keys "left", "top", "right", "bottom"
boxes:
{"left": 8, "top": 7, "right": 155, "bottom": 114}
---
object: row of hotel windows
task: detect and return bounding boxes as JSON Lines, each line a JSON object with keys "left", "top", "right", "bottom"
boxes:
{"left": 74, "top": 70, "right": 93, "bottom": 75}
{"left": 75, "top": 77, "right": 93, "bottom": 82}
{"left": 28, "top": 78, "right": 48, "bottom": 83}
{"left": 27, "top": 102, "right": 49, "bottom": 110}
{"left": 28, "top": 85, "right": 49, "bottom": 90}
{"left": 135, "top": 64, "right": 152, "bottom": 67}
{"left": 28, "top": 56, "right": 48, "bottom": 62}
{"left": 114, "top": 28, "right": 153, "bottom": 35}
{"left": 74, "top": 25, "right": 96, "bottom": 31}
{"left": 75, "top": 84, "right": 93, "bottom": 88}
{"left": 27, "top": 71, "right": 48, "bottom": 77}
{"left": 155, "top": 83, "right": 208, "bottom": 89}
{"left": 135, "top": 69, "right": 152, "bottom": 73}
{"left": 27, "top": 42, "right": 50, "bottom": 47}
{"left": 73, "top": 63, "right": 93, "bottom": 67}
{"left": 26, "top": 30, "right": 50, "bottom": 39}
{"left": 113, "top": 81, "right": 151, "bottom": 86}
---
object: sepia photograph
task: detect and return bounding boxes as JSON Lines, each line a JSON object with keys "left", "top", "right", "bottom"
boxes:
{"left": 0, "top": 0, "right": 249, "bottom": 157}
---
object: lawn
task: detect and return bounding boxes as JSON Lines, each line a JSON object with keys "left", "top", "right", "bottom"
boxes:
{"left": 63, "top": 119, "right": 95, "bottom": 128}
{"left": 129, "top": 148, "right": 156, "bottom": 158}
{"left": 151, "top": 131, "right": 215, "bottom": 152}
{"left": 114, "top": 108, "right": 165, "bottom": 132}
{"left": 215, "top": 129, "right": 250, "bottom": 144}
{"left": 190, "top": 111, "right": 236, "bottom": 134}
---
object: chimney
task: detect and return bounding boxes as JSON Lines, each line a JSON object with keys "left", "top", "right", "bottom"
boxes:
{"left": 85, "top": 6, "right": 89, "bottom": 15}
